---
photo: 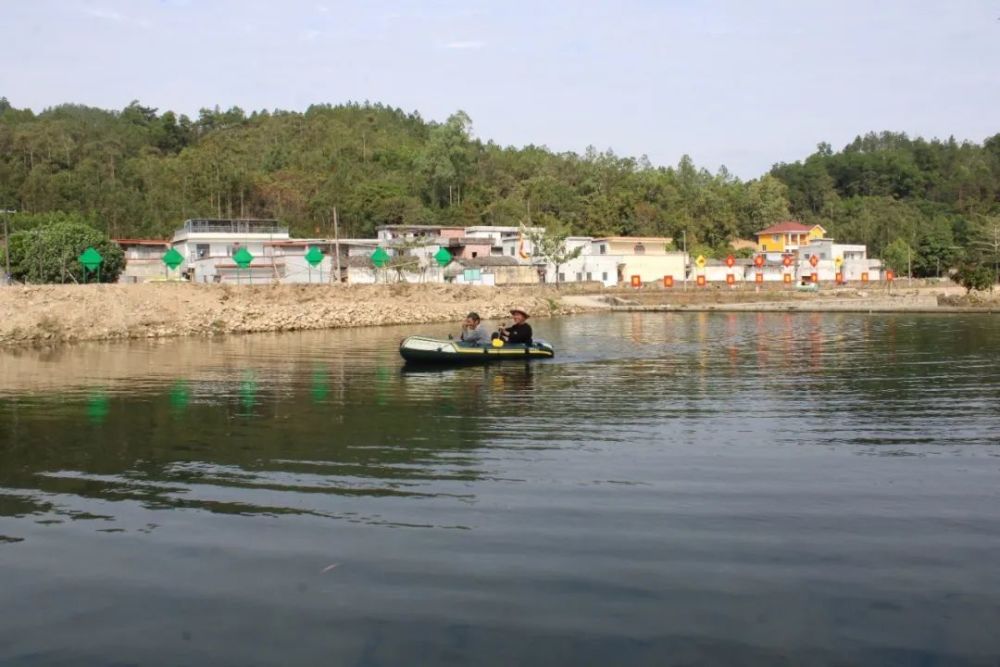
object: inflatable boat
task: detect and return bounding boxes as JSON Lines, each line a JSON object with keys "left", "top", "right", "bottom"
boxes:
{"left": 399, "top": 335, "right": 555, "bottom": 365}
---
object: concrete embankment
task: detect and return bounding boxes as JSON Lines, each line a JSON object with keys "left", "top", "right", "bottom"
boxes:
{"left": 0, "top": 283, "right": 583, "bottom": 346}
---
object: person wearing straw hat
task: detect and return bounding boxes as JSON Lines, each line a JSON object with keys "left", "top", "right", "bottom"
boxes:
{"left": 497, "top": 307, "right": 533, "bottom": 345}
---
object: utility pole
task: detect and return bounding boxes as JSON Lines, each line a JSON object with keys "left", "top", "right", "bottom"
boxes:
{"left": 682, "top": 229, "right": 688, "bottom": 290}
{"left": 332, "top": 207, "right": 341, "bottom": 284}
{"left": 1, "top": 209, "right": 16, "bottom": 285}
{"left": 907, "top": 244, "right": 912, "bottom": 287}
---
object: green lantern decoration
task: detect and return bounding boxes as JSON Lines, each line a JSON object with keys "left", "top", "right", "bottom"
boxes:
{"left": 434, "top": 247, "right": 452, "bottom": 267}
{"left": 233, "top": 246, "right": 254, "bottom": 269}
{"left": 78, "top": 247, "right": 103, "bottom": 283}
{"left": 162, "top": 248, "right": 184, "bottom": 271}
{"left": 78, "top": 247, "right": 102, "bottom": 271}
{"left": 305, "top": 246, "right": 324, "bottom": 268}
{"left": 371, "top": 246, "right": 390, "bottom": 268}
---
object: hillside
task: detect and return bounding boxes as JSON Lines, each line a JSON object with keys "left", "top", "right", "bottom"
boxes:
{"left": 1, "top": 98, "right": 998, "bottom": 275}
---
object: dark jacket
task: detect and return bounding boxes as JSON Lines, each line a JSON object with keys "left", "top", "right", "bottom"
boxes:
{"left": 502, "top": 322, "right": 533, "bottom": 345}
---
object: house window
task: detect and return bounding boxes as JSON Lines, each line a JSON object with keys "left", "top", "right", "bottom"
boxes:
{"left": 761, "top": 244, "right": 767, "bottom": 252}
{"left": 634, "top": 243, "right": 645, "bottom": 254}
{"left": 600, "top": 245, "right": 607, "bottom": 255}
{"left": 196, "top": 244, "right": 209, "bottom": 258}
{"left": 602, "top": 272, "right": 608, "bottom": 281}
{"left": 558, "top": 272, "right": 565, "bottom": 282}
{"left": 576, "top": 272, "right": 582, "bottom": 281}
{"left": 772, "top": 234, "right": 780, "bottom": 242}
{"left": 509, "top": 247, "right": 515, "bottom": 256}
{"left": 586, "top": 272, "right": 592, "bottom": 281}
{"left": 471, "top": 251, "right": 478, "bottom": 258}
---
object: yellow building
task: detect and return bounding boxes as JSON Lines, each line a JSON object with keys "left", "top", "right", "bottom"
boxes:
{"left": 756, "top": 222, "right": 826, "bottom": 253}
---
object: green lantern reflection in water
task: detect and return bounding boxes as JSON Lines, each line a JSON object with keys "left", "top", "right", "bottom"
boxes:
{"left": 86, "top": 391, "right": 109, "bottom": 424}
{"left": 170, "top": 381, "right": 190, "bottom": 412}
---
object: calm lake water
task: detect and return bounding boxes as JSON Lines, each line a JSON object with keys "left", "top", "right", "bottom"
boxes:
{"left": 1, "top": 312, "right": 1000, "bottom": 666}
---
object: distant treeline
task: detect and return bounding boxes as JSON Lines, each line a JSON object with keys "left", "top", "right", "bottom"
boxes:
{"left": 1, "top": 98, "right": 998, "bottom": 276}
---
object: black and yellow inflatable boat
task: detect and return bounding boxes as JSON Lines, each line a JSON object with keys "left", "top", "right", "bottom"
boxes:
{"left": 399, "top": 335, "right": 555, "bottom": 365}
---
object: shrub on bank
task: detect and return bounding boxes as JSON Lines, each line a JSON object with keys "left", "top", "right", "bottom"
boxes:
{"left": 4, "top": 221, "right": 125, "bottom": 284}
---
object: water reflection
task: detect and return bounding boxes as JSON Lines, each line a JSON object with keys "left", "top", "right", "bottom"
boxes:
{"left": 1, "top": 313, "right": 1000, "bottom": 665}
{"left": 86, "top": 390, "right": 109, "bottom": 424}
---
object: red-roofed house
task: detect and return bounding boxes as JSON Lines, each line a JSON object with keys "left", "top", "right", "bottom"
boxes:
{"left": 755, "top": 221, "right": 826, "bottom": 252}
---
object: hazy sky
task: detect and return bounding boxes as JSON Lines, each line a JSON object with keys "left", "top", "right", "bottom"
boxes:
{"left": 3, "top": 0, "right": 997, "bottom": 177}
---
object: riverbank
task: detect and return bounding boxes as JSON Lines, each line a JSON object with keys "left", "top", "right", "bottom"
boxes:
{"left": 565, "top": 282, "right": 1000, "bottom": 313}
{"left": 1, "top": 282, "right": 996, "bottom": 347}
{"left": 0, "top": 283, "right": 579, "bottom": 346}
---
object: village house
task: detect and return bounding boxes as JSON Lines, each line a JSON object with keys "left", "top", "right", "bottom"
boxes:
{"left": 115, "top": 218, "right": 882, "bottom": 287}
{"left": 756, "top": 221, "right": 826, "bottom": 253}
{"left": 115, "top": 238, "right": 171, "bottom": 283}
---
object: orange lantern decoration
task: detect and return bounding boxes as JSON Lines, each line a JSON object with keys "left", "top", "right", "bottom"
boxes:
{"left": 725, "top": 255, "right": 735, "bottom": 268}
{"left": 783, "top": 273, "right": 792, "bottom": 284}
{"left": 811, "top": 272, "right": 819, "bottom": 283}
{"left": 809, "top": 254, "right": 819, "bottom": 267}
{"left": 663, "top": 275, "right": 674, "bottom": 288}
{"left": 782, "top": 255, "right": 793, "bottom": 267}
{"left": 726, "top": 274, "right": 735, "bottom": 285}
{"left": 630, "top": 275, "right": 641, "bottom": 288}
{"left": 885, "top": 271, "right": 895, "bottom": 282}
{"left": 861, "top": 272, "right": 869, "bottom": 283}
{"left": 754, "top": 255, "right": 765, "bottom": 268}
{"left": 755, "top": 273, "right": 764, "bottom": 284}
{"left": 835, "top": 272, "right": 843, "bottom": 284}
{"left": 696, "top": 275, "right": 706, "bottom": 287}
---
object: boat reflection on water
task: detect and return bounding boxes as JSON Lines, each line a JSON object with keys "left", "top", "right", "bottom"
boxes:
{"left": 400, "top": 362, "right": 537, "bottom": 397}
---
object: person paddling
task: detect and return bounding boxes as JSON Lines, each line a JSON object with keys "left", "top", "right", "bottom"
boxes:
{"left": 497, "top": 307, "right": 533, "bottom": 345}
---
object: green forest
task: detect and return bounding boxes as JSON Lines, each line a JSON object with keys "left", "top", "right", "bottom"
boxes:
{"left": 1, "top": 97, "right": 998, "bottom": 278}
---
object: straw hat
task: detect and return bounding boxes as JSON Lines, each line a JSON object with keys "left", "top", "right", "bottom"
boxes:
{"left": 509, "top": 307, "right": 530, "bottom": 318}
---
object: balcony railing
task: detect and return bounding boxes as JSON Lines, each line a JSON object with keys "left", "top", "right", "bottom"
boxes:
{"left": 181, "top": 219, "right": 288, "bottom": 235}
